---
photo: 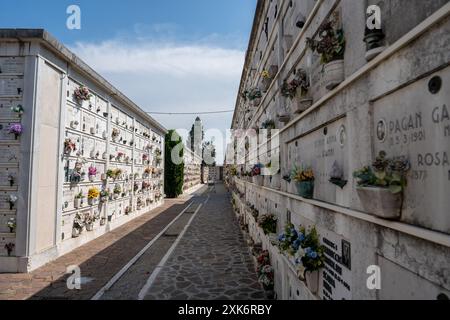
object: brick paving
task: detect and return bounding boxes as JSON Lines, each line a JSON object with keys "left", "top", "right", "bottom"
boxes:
{"left": 0, "top": 196, "right": 194, "bottom": 300}
{"left": 143, "top": 184, "right": 266, "bottom": 300}
{"left": 0, "top": 184, "right": 266, "bottom": 300}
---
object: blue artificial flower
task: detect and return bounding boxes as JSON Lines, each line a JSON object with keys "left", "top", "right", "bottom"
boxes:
{"left": 308, "top": 251, "right": 318, "bottom": 259}
{"left": 305, "top": 247, "right": 312, "bottom": 254}
{"left": 298, "top": 233, "right": 306, "bottom": 242}
{"left": 291, "top": 239, "right": 302, "bottom": 251}
{"left": 278, "top": 234, "right": 286, "bottom": 242}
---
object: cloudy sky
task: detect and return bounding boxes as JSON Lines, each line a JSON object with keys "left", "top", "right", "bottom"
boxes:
{"left": 0, "top": 0, "right": 257, "bottom": 164}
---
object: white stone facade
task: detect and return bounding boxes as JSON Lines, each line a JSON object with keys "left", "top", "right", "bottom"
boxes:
{"left": 228, "top": 0, "right": 450, "bottom": 300}
{"left": 183, "top": 147, "right": 203, "bottom": 192}
{"left": 0, "top": 30, "right": 166, "bottom": 273}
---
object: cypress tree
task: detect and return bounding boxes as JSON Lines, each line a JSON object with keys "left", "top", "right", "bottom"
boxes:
{"left": 164, "top": 130, "right": 185, "bottom": 198}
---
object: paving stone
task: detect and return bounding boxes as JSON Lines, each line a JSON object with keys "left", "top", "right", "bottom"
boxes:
{"left": 143, "top": 184, "right": 266, "bottom": 300}
{"left": 0, "top": 198, "right": 191, "bottom": 300}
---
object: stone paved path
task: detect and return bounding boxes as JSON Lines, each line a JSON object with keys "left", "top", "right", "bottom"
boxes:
{"left": 1, "top": 184, "right": 266, "bottom": 300}
{"left": 0, "top": 194, "right": 197, "bottom": 300}
{"left": 143, "top": 184, "right": 266, "bottom": 300}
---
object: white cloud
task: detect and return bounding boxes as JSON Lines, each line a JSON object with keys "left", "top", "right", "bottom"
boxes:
{"left": 69, "top": 37, "right": 244, "bottom": 164}
{"left": 71, "top": 40, "right": 244, "bottom": 78}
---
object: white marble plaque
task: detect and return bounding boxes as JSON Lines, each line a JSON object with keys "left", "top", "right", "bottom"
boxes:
{"left": 0, "top": 168, "right": 19, "bottom": 187}
{"left": 0, "top": 57, "right": 25, "bottom": 74}
{"left": 0, "top": 192, "right": 16, "bottom": 210}
{"left": 62, "top": 188, "right": 76, "bottom": 211}
{"left": 0, "top": 237, "right": 15, "bottom": 256}
{"left": 67, "top": 79, "right": 88, "bottom": 108}
{"left": 111, "top": 107, "right": 119, "bottom": 124}
{"left": 287, "top": 118, "right": 349, "bottom": 203}
{"left": 66, "top": 105, "right": 82, "bottom": 130}
{"left": 127, "top": 116, "right": 133, "bottom": 129}
{"left": 0, "top": 121, "right": 22, "bottom": 141}
{"left": 0, "top": 213, "right": 15, "bottom": 233}
{"left": 318, "top": 227, "right": 352, "bottom": 300}
{"left": 0, "top": 145, "right": 20, "bottom": 163}
{"left": 97, "top": 97, "right": 108, "bottom": 115}
{"left": 0, "top": 99, "right": 23, "bottom": 119}
{"left": 83, "top": 137, "right": 95, "bottom": 157}
{"left": 373, "top": 68, "right": 450, "bottom": 233}
{"left": 0, "top": 77, "right": 24, "bottom": 96}
{"left": 97, "top": 120, "right": 107, "bottom": 139}
{"left": 82, "top": 113, "right": 95, "bottom": 133}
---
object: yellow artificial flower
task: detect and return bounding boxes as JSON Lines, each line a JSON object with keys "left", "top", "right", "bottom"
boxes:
{"left": 261, "top": 70, "right": 271, "bottom": 79}
{"left": 88, "top": 187, "right": 100, "bottom": 199}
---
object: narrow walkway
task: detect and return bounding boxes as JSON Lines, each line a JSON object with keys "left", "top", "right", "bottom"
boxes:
{"left": 1, "top": 183, "right": 265, "bottom": 300}
{"left": 143, "top": 184, "right": 265, "bottom": 300}
{"left": 0, "top": 194, "right": 197, "bottom": 300}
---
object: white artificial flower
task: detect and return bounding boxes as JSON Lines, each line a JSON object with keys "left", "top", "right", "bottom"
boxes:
{"left": 9, "top": 195, "right": 18, "bottom": 203}
{"left": 297, "top": 264, "right": 306, "bottom": 280}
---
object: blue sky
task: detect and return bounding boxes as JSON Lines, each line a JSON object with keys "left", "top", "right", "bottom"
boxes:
{"left": 0, "top": 0, "right": 257, "bottom": 164}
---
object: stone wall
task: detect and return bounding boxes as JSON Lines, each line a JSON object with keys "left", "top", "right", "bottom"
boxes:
{"left": 183, "top": 147, "right": 202, "bottom": 192}
{"left": 0, "top": 30, "right": 167, "bottom": 272}
{"left": 228, "top": 0, "right": 450, "bottom": 300}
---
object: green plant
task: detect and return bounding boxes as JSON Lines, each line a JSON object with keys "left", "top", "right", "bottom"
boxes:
{"left": 258, "top": 214, "right": 277, "bottom": 235}
{"left": 164, "top": 130, "right": 185, "bottom": 198}
{"left": 113, "top": 184, "right": 122, "bottom": 195}
{"left": 306, "top": 20, "right": 346, "bottom": 64}
{"left": 246, "top": 88, "right": 262, "bottom": 101}
{"left": 296, "top": 226, "right": 326, "bottom": 273}
{"left": 291, "top": 166, "right": 315, "bottom": 182}
{"left": 281, "top": 70, "right": 310, "bottom": 99}
{"left": 261, "top": 119, "right": 276, "bottom": 130}
{"left": 75, "top": 192, "right": 84, "bottom": 199}
{"left": 278, "top": 223, "right": 299, "bottom": 256}
{"left": 353, "top": 151, "right": 410, "bottom": 194}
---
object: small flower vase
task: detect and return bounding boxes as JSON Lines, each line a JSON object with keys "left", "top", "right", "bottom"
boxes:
{"left": 102, "top": 152, "right": 107, "bottom": 160}
{"left": 296, "top": 181, "right": 314, "bottom": 199}
{"left": 72, "top": 227, "right": 80, "bottom": 238}
{"left": 89, "top": 175, "right": 95, "bottom": 182}
{"left": 277, "top": 113, "right": 291, "bottom": 124}
{"left": 86, "top": 223, "right": 94, "bottom": 232}
{"left": 70, "top": 121, "right": 78, "bottom": 129}
{"left": 74, "top": 198, "right": 81, "bottom": 209}
{"left": 88, "top": 198, "right": 95, "bottom": 206}
{"left": 101, "top": 173, "right": 107, "bottom": 181}
{"left": 305, "top": 270, "right": 320, "bottom": 295}
{"left": 90, "top": 150, "right": 96, "bottom": 158}
{"left": 324, "top": 59, "right": 344, "bottom": 90}
{"left": 90, "top": 127, "right": 95, "bottom": 135}
{"left": 356, "top": 187, "right": 402, "bottom": 219}
{"left": 252, "top": 97, "right": 261, "bottom": 107}
{"left": 102, "top": 131, "right": 107, "bottom": 139}
{"left": 9, "top": 227, "right": 14, "bottom": 233}
{"left": 100, "top": 217, "right": 106, "bottom": 226}
{"left": 261, "top": 77, "right": 271, "bottom": 92}
{"left": 14, "top": 133, "right": 19, "bottom": 140}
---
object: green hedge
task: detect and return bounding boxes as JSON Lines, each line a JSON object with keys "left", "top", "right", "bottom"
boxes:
{"left": 164, "top": 130, "right": 185, "bottom": 198}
